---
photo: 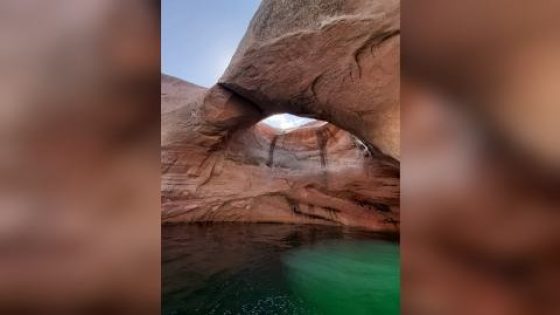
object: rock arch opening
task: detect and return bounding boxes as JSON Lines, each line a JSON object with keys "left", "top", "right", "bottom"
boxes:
{"left": 259, "top": 113, "right": 327, "bottom": 132}
{"left": 247, "top": 113, "right": 374, "bottom": 169}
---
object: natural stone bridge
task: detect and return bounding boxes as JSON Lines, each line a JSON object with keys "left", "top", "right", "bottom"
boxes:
{"left": 161, "top": 0, "right": 400, "bottom": 232}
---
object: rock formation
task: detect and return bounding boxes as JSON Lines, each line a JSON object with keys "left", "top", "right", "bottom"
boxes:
{"left": 162, "top": 0, "right": 400, "bottom": 232}
{"left": 222, "top": 0, "right": 400, "bottom": 158}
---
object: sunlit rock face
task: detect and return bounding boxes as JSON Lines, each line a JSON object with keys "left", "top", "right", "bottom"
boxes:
{"left": 162, "top": 0, "right": 400, "bottom": 232}
{"left": 221, "top": 0, "right": 400, "bottom": 158}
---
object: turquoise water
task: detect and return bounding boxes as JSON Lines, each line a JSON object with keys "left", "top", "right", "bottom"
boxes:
{"left": 284, "top": 241, "right": 399, "bottom": 314}
{"left": 163, "top": 224, "right": 399, "bottom": 315}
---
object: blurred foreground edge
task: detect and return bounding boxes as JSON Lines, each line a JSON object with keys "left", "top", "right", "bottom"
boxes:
{"left": 0, "top": 1, "right": 160, "bottom": 314}
{"left": 402, "top": 1, "right": 560, "bottom": 315}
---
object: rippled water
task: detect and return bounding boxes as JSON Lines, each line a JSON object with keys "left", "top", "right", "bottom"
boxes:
{"left": 163, "top": 224, "right": 399, "bottom": 315}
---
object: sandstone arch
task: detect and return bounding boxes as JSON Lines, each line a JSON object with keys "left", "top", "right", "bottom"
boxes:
{"left": 161, "top": 0, "right": 400, "bottom": 232}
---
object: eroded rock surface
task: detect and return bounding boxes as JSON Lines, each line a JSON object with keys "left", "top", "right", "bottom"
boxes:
{"left": 162, "top": 0, "right": 400, "bottom": 232}
{"left": 221, "top": 0, "right": 400, "bottom": 158}
{"left": 162, "top": 74, "right": 398, "bottom": 232}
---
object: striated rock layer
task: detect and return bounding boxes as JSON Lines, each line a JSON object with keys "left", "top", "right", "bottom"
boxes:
{"left": 161, "top": 0, "right": 400, "bottom": 232}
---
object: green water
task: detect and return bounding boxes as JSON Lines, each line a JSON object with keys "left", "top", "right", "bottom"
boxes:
{"left": 163, "top": 224, "right": 399, "bottom": 315}
{"left": 284, "top": 241, "right": 399, "bottom": 314}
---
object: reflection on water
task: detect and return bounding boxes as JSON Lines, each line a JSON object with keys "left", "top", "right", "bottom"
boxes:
{"left": 163, "top": 223, "right": 399, "bottom": 315}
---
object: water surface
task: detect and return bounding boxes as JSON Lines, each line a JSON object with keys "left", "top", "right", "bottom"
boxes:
{"left": 163, "top": 223, "right": 399, "bottom": 314}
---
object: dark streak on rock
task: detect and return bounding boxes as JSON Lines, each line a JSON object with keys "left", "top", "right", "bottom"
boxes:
{"left": 309, "top": 74, "right": 322, "bottom": 101}
{"left": 266, "top": 136, "right": 278, "bottom": 167}
{"left": 364, "top": 141, "right": 400, "bottom": 169}
{"left": 372, "top": 202, "right": 391, "bottom": 213}
{"left": 315, "top": 129, "right": 328, "bottom": 168}
{"left": 285, "top": 196, "right": 335, "bottom": 222}
{"left": 352, "top": 197, "right": 393, "bottom": 213}
{"left": 352, "top": 48, "right": 362, "bottom": 79}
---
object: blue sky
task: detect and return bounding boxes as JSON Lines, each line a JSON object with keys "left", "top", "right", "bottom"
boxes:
{"left": 162, "top": 0, "right": 261, "bottom": 87}
{"left": 161, "top": 0, "right": 316, "bottom": 129}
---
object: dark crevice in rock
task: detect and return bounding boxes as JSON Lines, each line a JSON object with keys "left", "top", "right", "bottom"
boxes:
{"left": 359, "top": 29, "right": 400, "bottom": 60}
{"left": 372, "top": 202, "right": 391, "bottom": 213}
{"left": 352, "top": 197, "right": 395, "bottom": 214}
{"left": 364, "top": 141, "right": 400, "bottom": 169}
{"left": 285, "top": 196, "right": 335, "bottom": 223}
{"left": 374, "top": 29, "right": 400, "bottom": 48}
{"left": 216, "top": 82, "right": 266, "bottom": 117}
{"left": 309, "top": 73, "right": 323, "bottom": 101}
{"left": 353, "top": 136, "right": 371, "bottom": 158}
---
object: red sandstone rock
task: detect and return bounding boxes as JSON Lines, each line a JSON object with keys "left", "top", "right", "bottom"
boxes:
{"left": 161, "top": 74, "right": 399, "bottom": 232}
{"left": 220, "top": 0, "right": 400, "bottom": 158}
{"left": 162, "top": 0, "right": 400, "bottom": 232}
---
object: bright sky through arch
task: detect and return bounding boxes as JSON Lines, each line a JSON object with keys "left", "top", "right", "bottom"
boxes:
{"left": 261, "top": 114, "right": 320, "bottom": 130}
